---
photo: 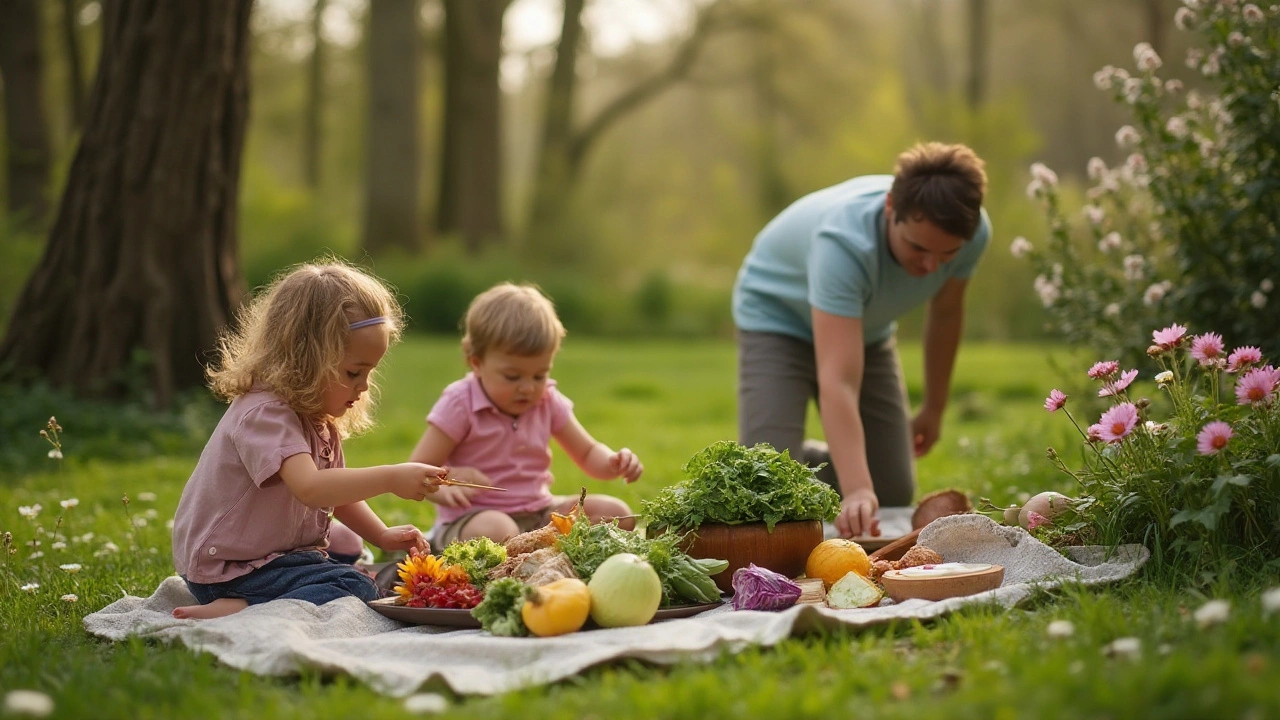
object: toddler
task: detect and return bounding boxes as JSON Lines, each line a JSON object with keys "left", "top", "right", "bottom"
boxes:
{"left": 409, "top": 283, "right": 642, "bottom": 547}
{"left": 171, "top": 261, "right": 444, "bottom": 619}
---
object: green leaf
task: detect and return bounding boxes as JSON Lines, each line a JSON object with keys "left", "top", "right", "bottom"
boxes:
{"left": 1210, "top": 474, "right": 1252, "bottom": 495}
{"left": 639, "top": 441, "right": 840, "bottom": 532}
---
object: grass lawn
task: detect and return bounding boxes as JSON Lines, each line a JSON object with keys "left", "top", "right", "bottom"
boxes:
{"left": 2, "top": 338, "right": 1278, "bottom": 719}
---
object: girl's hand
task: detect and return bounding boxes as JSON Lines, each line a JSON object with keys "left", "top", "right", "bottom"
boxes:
{"left": 389, "top": 462, "right": 445, "bottom": 501}
{"left": 609, "top": 448, "right": 643, "bottom": 483}
{"left": 376, "top": 524, "right": 430, "bottom": 554}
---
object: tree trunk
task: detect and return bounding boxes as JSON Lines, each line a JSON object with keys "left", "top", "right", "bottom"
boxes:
{"left": 751, "top": 35, "right": 789, "bottom": 217}
{"left": 363, "top": 0, "right": 421, "bottom": 254}
{"left": 1143, "top": 0, "right": 1166, "bottom": 58}
{"left": 524, "top": 0, "right": 724, "bottom": 245}
{"left": 61, "top": 0, "right": 87, "bottom": 131}
{"left": 0, "top": 0, "right": 53, "bottom": 227}
{"left": 965, "top": 0, "right": 987, "bottom": 110}
{"left": 0, "top": 0, "right": 252, "bottom": 407}
{"left": 527, "top": 0, "right": 585, "bottom": 245}
{"left": 304, "top": 0, "right": 326, "bottom": 189}
{"left": 437, "top": 0, "right": 508, "bottom": 254}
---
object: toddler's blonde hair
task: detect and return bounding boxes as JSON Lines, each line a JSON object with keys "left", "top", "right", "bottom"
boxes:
{"left": 208, "top": 260, "right": 404, "bottom": 436}
{"left": 462, "top": 283, "right": 565, "bottom": 359}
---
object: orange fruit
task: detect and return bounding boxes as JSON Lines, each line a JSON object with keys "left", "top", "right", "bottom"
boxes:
{"left": 805, "top": 538, "right": 871, "bottom": 588}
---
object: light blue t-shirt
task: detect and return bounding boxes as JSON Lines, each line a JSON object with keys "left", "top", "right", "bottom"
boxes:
{"left": 732, "top": 175, "right": 990, "bottom": 346}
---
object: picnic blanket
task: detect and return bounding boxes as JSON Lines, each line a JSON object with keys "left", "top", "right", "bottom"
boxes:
{"left": 83, "top": 515, "right": 1148, "bottom": 697}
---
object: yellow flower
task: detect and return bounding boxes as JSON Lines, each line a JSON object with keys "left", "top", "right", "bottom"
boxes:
{"left": 392, "top": 553, "right": 471, "bottom": 602}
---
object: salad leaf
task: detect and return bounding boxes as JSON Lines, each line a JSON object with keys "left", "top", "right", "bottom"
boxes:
{"left": 440, "top": 536, "right": 507, "bottom": 587}
{"left": 555, "top": 518, "right": 724, "bottom": 606}
{"left": 641, "top": 441, "right": 840, "bottom": 532}
{"left": 470, "top": 577, "right": 530, "bottom": 636}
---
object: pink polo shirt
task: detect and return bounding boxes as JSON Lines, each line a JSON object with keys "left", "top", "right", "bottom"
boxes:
{"left": 427, "top": 373, "right": 575, "bottom": 525}
{"left": 172, "top": 390, "right": 341, "bottom": 584}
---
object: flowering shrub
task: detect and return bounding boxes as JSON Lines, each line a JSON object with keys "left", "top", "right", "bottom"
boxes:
{"left": 1043, "top": 324, "right": 1280, "bottom": 567}
{"left": 1012, "top": 2, "right": 1279, "bottom": 366}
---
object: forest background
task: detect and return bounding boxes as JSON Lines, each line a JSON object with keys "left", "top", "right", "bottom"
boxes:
{"left": 0, "top": 0, "right": 1200, "bottom": 357}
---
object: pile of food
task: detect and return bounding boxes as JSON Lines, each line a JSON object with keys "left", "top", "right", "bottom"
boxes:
{"left": 389, "top": 494, "right": 729, "bottom": 637}
{"left": 730, "top": 537, "right": 965, "bottom": 611}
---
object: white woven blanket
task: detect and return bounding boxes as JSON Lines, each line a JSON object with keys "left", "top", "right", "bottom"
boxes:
{"left": 83, "top": 515, "right": 1147, "bottom": 696}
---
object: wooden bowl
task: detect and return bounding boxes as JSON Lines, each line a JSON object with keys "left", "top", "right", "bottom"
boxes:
{"left": 879, "top": 563, "right": 1004, "bottom": 602}
{"left": 681, "top": 520, "right": 823, "bottom": 593}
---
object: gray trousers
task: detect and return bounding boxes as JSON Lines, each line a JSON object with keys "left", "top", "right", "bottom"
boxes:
{"left": 737, "top": 330, "right": 915, "bottom": 507}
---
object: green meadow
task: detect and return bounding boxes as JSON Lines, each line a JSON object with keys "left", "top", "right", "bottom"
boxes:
{"left": 3, "top": 338, "right": 1278, "bottom": 720}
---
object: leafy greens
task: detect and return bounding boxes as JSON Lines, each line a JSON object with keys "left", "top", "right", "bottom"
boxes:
{"left": 440, "top": 536, "right": 507, "bottom": 587}
{"left": 470, "top": 577, "right": 529, "bottom": 636}
{"left": 640, "top": 441, "right": 840, "bottom": 532}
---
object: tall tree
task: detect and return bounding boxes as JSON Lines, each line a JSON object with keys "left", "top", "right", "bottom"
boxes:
{"left": 0, "top": 0, "right": 252, "bottom": 406}
{"left": 1142, "top": 0, "right": 1167, "bottom": 58}
{"left": 526, "top": 0, "right": 729, "bottom": 251}
{"left": 304, "top": 0, "right": 327, "bottom": 189}
{"left": 364, "top": 0, "right": 421, "bottom": 254}
{"left": 0, "top": 0, "right": 53, "bottom": 227}
{"left": 60, "top": 0, "right": 87, "bottom": 131}
{"left": 437, "top": 0, "right": 509, "bottom": 254}
{"left": 965, "top": 0, "right": 988, "bottom": 110}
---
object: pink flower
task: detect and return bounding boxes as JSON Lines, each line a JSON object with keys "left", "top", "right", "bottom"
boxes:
{"left": 1190, "top": 333, "right": 1225, "bottom": 365}
{"left": 1026, "top": 511, "right": 1050, "bottom": 531}
{"left": 1235, "top": 366, "right": 1279, "bottom": 405}
{"left": 1196, "top": 421, "right": 1233, "bottom": 455}
{"left": 1086, "top": 424, "right": 1105, "bottom": 442}
{"left": 1044, "top": 389, "right": 1068, "bottom": 412}
{"left": 1096, "top": 403, "right": 1139, "bottom": 443}
{"left": 1152, "top": 323, "right": 1188, "bottom": 349}
{"left": 1088, "top": 360, "right": 1120, "bottom": 379}
{"left": 1227, "top": 346, "right": 1262, "bottom": 373}
{"left": 1099, "top": 369, "right": 1139, "bottom": 397}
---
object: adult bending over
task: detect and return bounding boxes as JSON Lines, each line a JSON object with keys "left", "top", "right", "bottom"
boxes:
{"left": 732, "top": 142, "right": 990, "bottom": 539}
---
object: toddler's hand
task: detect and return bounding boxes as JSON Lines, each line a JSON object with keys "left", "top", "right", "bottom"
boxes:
{"left": 377, "top": 524, "right": 430, "bottom": 554}
{"left": 428, "top": 485, "right": 477, "bottom": 510}
{"left": 390, "top": 462, "right": 445, "bottom": 501}
{"left": 610, "top": 447, "right": 643, "bottom": 483}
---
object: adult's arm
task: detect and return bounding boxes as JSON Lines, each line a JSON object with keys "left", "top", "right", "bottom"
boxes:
{"left": 915, "top": 277, "right": 968, "bottom": 456}
{"left": 812, "top": 308, "right": 880, "bottom": 538}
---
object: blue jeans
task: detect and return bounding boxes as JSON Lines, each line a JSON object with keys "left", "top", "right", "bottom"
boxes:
{"left": 183, "top": 550, "right": 378, "bottom": 606}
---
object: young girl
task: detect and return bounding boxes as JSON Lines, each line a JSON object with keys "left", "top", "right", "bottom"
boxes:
{"left": 171, "top": 261, "right": 444, "bottom": 620}
{"left": 409, "top": 283, "right": 643, "bottom": 547}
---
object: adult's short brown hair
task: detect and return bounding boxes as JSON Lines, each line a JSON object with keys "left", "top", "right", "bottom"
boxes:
{"left": 890, "top": 142, "right": 987, "bottom": 239}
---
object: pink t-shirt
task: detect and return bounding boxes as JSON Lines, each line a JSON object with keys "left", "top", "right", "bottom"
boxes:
{"left": 172, "top": 391, "right": 342, "bottom": 584}
{"left": 427, "top": 373, "right": 575, "bottom": 525}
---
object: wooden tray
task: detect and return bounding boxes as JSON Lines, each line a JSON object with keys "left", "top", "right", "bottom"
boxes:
{"left": 878, "top": 563, "right": 1004, "bottom": 602}
{"left": 867, "top": 528, "right": 922, "bottom": 563}
{"left": 367, "top": 597, "right": 725, "bottom": 628}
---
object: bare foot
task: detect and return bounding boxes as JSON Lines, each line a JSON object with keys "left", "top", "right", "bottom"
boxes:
{"left": 172, "top": 598, "right": 248, "bottom": 619}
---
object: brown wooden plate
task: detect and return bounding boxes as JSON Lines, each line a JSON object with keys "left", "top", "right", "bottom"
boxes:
{"left": 367, "top": 597, "right": 725, "bottom": 628}
{"left": 878, "top": 563, "right": 1004, "bottom": 602}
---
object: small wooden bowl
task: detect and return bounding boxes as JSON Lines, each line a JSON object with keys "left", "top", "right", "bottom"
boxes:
{"left": 681, "top": 520, "right": 823, "bottom": 593}
{"left": 879, "top": 564, "right": 1004, "bottom": 602}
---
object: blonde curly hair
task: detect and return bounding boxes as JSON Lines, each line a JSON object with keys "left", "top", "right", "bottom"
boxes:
{"left": 207, "top": 260, "right": 404, "bottom": 436}
{"left": 462, "top": 283, "right": 565, "bottom": 360}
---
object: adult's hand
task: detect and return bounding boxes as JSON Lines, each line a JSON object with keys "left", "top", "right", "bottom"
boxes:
{"left": 834, "top": 489, "right": 881, "bottom": 538}
{"left": 911, "top": 408, "right": 944, "bottom": 458}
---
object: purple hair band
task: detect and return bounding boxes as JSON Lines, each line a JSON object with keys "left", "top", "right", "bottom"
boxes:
{"left": 348, "top": 316, "right": 387, "bottom": 330}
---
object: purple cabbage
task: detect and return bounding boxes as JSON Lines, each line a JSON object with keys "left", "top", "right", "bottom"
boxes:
{"left": 731, "top": 563, "right": 802, "bottom": 611}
